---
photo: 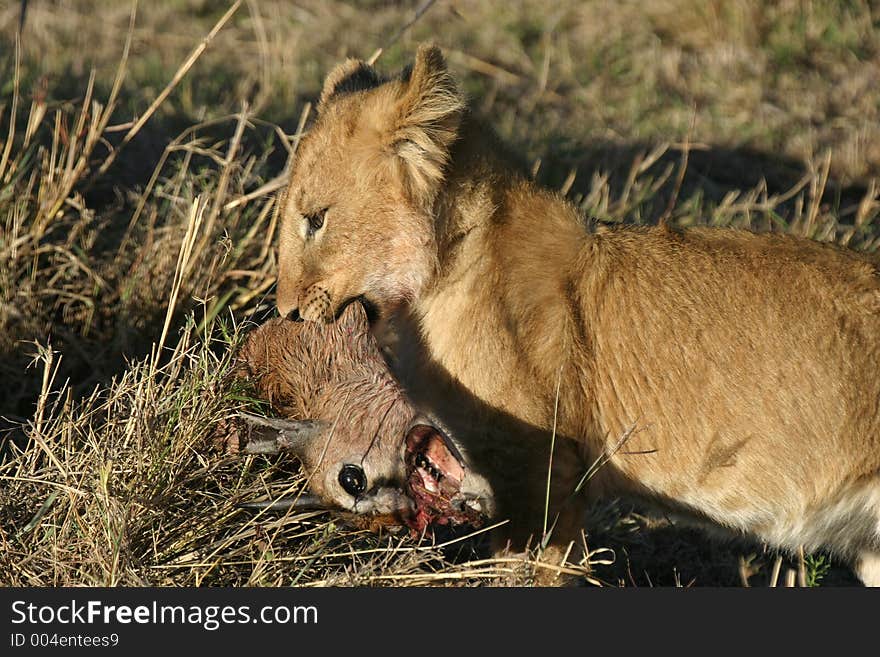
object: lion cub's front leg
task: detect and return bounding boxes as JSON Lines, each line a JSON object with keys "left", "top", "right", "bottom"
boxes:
{"left": 488, "top": 436, "right": 589, "bottom": 586}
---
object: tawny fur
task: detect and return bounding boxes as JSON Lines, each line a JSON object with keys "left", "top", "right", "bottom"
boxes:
{"left": 275, "top": 44, "right": 880, "bottom": 585}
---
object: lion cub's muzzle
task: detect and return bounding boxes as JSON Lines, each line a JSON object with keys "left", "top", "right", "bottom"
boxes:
{"left": 297, "top": 283, "right": 335, "bottom": 323}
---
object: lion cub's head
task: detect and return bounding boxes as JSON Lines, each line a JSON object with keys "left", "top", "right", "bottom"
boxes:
{"left": 275, "top": 44, "right": 463, "bottom": 323}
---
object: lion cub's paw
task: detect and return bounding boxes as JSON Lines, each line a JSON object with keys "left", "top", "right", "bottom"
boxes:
{"left": 494, "top": 540, "right": 589, "bottom": 587}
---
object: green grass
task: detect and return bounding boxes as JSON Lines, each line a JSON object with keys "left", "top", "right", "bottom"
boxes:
{"left": 1, "top": 0, "right": 878, "bottom": 586}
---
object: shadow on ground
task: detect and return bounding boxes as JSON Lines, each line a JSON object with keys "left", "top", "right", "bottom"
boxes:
{"left": 580, "top": 501, "right": 862, "bottom": 587}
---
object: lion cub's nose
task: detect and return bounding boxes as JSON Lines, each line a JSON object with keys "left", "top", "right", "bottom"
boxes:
{"left": 276, "top": 296, "right": 301, "bottom": 322}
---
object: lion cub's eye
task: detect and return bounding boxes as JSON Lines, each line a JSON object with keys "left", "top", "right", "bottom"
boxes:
{"left": 304, "top": 208, "right": 327, "bottom": 237}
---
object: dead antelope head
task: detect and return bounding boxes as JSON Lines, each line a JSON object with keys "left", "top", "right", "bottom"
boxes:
{"left": 237, "top": 410, "right": 416, "bottom": 521}
{"left": 236, "top": 411, "right": 490, "bottom": 533}
{"left": 231, "top": 301, "right": 490, "bottom": 531}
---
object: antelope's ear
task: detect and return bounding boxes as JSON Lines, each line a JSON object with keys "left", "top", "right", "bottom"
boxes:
{"left": 319, "top": 58, "right": 382, "bottom": 110}
{"left": 386, "top": 44, "right": 463, "bottom": 207}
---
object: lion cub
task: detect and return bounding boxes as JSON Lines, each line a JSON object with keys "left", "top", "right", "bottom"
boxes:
{"left": 274, "top": 44, "right": 880, "bottom": 585}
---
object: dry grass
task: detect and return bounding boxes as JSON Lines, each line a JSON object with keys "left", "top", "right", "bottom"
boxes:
{"left": 1, "top": 0, "right": 878, "bottom": 586}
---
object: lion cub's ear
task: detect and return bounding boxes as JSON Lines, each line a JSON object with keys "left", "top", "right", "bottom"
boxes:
{"left": 319, "top": 59, "right": 382, "bottom": 110}
{"left": 388, "top": 44, "right": 464, "bottom": 207}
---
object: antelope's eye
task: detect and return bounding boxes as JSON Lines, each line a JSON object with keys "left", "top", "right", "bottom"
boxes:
{"left": 338, "top": 464, "right": 366, "bottom": 497}
{"left": 305, "top": 208, "right": 327, "bottom": 234}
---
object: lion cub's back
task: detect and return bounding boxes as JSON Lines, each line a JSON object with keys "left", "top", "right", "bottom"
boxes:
{"left": 580, "top": 226, "right": 880, "bottom": 524}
